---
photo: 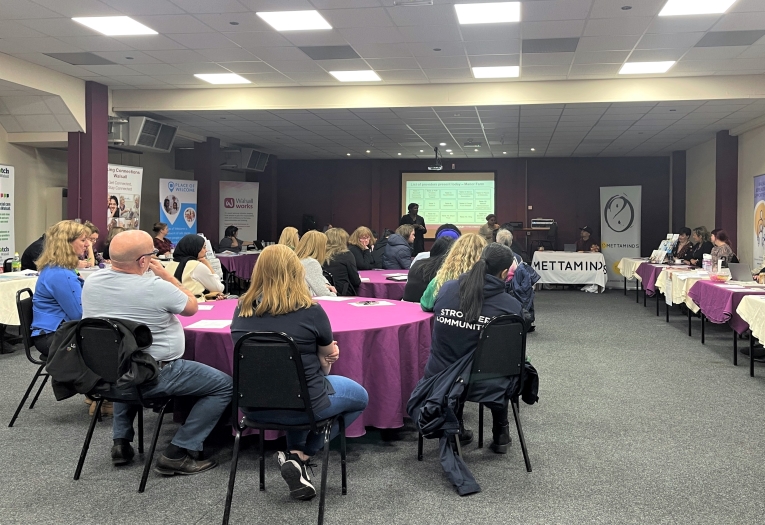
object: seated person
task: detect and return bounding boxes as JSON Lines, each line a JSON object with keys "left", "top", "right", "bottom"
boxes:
{"left": 219, "top": 225, "right": 246, "bottom": 253}
{"left": 421, "top": 243, "right": 524, "bottom": 452}
{"left": 230, "top": 245, "right": 368, "bottom": 500}
{"left": 323, "top": 228, "right": 361, "bottom": 296}
{"left": 31, "top": 221, "right": 88, "bottom": 356}
{"left": 673, "top": 227, "right": 693, "bottom": 261}
{"left": 81, "top": 230, "right": 232, "bottom": 474}
{"left": 497, "top": 229, "right": 540, "bottom": 331}
{"left": 371, "top": 229, "right": 392, "bottom": 269}
{"left": 498, "top": 223, "right": 527, "bottom": 261}
{"left": 80, "top": 221, "right": 104, "bottom": 268}
{"left": 383, "top": 224, "right": 415, "bottom": 270}
{"left": 421, "top": 233, "right": 487, "bottom": 311}
{"left": 278, "top": 226, "right": 300, "bottom": 250}
{"left": 153, "top": 222, "right": 173, "bottom": 255}
{"left": 411, "top": 224, "right": 462, "bottom": 267}
{"left": 21, "top": 233, "right": 45, "bottom": 271}
{"left": 576, "top": 226, "right": 599, "bottom": 252}
{"left": 687, "top": 226, "right": 713, "bottom": 267}
{"left": 710, "top": 229, "right": 735, "bottom": 269}
{"left": 102, "top": 226, "right": 125, "bottom": 261}
{"left": 403, "top": 236, "right": 454, "bottom": 303}
{"left": 165, "top": 235, "right": 225, "bottom": 301}
{"left": 295, "top": 230, "right": 337, "bottom": 297}
{"left": 478, "top": 214, "right": 498, "bottom": 242}
{"left": 348, "top": 226, "right": 375, "bottom": 271}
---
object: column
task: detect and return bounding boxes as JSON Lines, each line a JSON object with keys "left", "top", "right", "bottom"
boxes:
{"left": 194, "top": 137, "right": 222, "bottom": 245}
{"left": 715, "top": 130, "right": 738, "bottom": 248}
{"left": 671, "top": 151, "right": 686, "bottom": 231}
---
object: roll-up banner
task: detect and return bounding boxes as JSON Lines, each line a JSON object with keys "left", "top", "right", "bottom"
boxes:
{"left": 159, "top": 178, "right": 197, "bottom": 244}
{"left": 107, "top": 164, "right": 143, "bottom": 232}
{"left": 753, "top": 174, "right": 765, "bottom": 271}
{"left": 600, "top": 185, "right": 642, "bottom": 289}
{"left": 219, "top": 181, "right": 259, "bottom": 243}
{"left": 0, "top": 164, "right": 14, "bottom": 258}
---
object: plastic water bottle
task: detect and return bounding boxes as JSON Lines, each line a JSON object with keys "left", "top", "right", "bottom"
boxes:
{"left": 11, "top": 252, "right": 21, "bottom": 272}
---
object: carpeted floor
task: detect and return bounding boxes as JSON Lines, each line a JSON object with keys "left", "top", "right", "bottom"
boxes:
{"left": 1, "top": 289, "right": 764, "bottom": 525}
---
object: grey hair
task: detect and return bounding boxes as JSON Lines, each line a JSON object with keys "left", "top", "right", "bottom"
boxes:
{"left": 496, "top": 228, "right": 513, "bottom": 247}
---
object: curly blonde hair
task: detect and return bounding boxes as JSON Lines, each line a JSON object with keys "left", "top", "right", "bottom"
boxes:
{"left": 432, "top": 233, "right": 487, "bottom": 296}
{"left": 278, "top": 226, "right": 299, "bottom": 250}
{"left": 35, "top": 220, "right": 89, "bottom": 270}
{"left": 325, "top": 228, "right": 350, "bottom": 261}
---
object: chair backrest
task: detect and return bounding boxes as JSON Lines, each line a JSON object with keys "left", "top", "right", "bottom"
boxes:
{"left": 3, "top": 258, "right": 13, "bottom": 273}
{"left": 322, "top": 270, "right": 335, "bottom": 287}
{"left": 465, "top": 314, "right": 526, "bottom": 397}
{"left": 76, "top": 318, "right": 122, "bottom": 384}
{"left": 232, "top": 332, "right": 319, "bottom": 431}
{"left": 16, "top": 288, "right": 43, "bottom": 365}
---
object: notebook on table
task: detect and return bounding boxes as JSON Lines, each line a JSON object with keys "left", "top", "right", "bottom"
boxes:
{"left": 563, "top": 244, "right": 576, "bottom": 252}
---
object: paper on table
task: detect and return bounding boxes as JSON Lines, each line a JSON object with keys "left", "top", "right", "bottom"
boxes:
{"left": 186, "top": 320, "right": 231, "bottom": 329}
{"left": 359, "top": 277, "right": 370, "bottom": 282}
{"left": 313, "top": 296, "right": 353, "bottom": 301}
{"left": 384, "top": 273, "right": 407, "bottom": 277}
{"left": 717, "top": 284, "right": 745, "bottom": 289}
{"left": 197, "top": 304, "right": 215, "bottom": 310}
{"left": 349, "top": 300, "right": 395, "bottom": 307}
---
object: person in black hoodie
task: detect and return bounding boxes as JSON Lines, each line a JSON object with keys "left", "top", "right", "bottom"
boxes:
{"left": 371, "top": 229, "right": 392, "bottom": 269}
{"left": 403, "top": 236, "right": 454, "bottom": 303}
{"left": 383, "top": 224, "right": 414, "bottom": 269}
{"left": 322, "top": 228, "right": 361, "bottom": 296}
{"left": 686, "top": 226, "right": 713, "bottom": 267}
{"left": 423, "top": 243, "right": 524, "bottom": 453}
{"left": 348, "top": 226, "right": 375, "bottom": 270}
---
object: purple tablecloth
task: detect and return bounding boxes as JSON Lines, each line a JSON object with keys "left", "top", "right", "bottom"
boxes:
{"left": 179, "top": 298, "right": 433, "bottom": 438}
{"left": 687, "top": 280, "right": 765, "bottom": 334}
{"left": 217, "top": 252, "right": 259, "bottom": 279}
{"left": 635, "top": 263, "right": 670, "bottom": 296}
{"left": 357, "top": 270, "right": 408, "bottom": 300}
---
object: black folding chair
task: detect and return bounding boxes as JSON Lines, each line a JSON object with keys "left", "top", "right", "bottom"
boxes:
{"left": 322, "top": 270, "right": 335, "bottom": 287}
{"left": 222, "top": 268, "right": 237, "bottom": 295}
{"left": 8, "top": 288, "right": 50, "bottom": 427}
{"left": 417, "top": 314, "right": 532, "bottom": 473}
{"left": 73, "top": 318, "right": 172, "bottom": 493}
{"left": 222, "top": 332, "right": 347, "bottom": 525}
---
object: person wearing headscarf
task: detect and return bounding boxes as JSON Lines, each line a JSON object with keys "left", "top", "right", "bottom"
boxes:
{"left": 165, "top": 235, "right": 224, "bottom": 300}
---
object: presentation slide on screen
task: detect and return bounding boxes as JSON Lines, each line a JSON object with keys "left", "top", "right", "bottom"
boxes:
{"left": 401, "top": 172, "right": 495, "bottom": 238}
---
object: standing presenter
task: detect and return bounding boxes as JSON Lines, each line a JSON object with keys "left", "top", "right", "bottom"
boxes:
{"left": 399, "top": 202, "right": 427, "bottom": 256}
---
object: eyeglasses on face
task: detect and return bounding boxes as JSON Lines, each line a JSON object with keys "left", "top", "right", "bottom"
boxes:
{"left": 136, "top": 248, "right": 159, "bottom": 262}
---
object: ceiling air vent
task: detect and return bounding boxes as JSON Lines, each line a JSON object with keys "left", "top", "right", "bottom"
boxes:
{"left": 128, "top": 116, "right": 178, "bottom": 153}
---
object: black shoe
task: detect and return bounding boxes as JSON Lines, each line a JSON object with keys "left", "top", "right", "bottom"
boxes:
{"left": 740, "top": 345, "right": 765, "bottom": 362}
{"left": 458, "top": 425, "right": 474, "bottom": 446}
{"left": 111, "top": 443, "right": 135, "bottom": 466}
{"left": 154, "top": 453, "right": 217, "bottom": 476}
{"left": 278, "top": 452, "right": 316, "bottom": 500}
{"left": 527, "top": 325, "right": 536, "bottom": 333}
{"left": 489, "top": 423, "right": 512, "bottom": 454}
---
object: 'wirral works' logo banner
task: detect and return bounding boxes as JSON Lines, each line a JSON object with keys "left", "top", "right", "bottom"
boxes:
{"left": 600, "top": 185, "right": 642, "bottom": 289}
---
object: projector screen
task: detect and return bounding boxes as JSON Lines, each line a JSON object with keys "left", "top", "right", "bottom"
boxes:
{"left": 401, "top": 172, "right": 495, "bottom": 238}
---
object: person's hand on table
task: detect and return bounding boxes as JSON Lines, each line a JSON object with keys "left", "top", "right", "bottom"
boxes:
{"left": 590, "top": 245, "right": 600, "bottom": 253}
{"left": 328, "top": 285, "right": 337, "bottom": 294}
{"left": 690, "top": 259, "right": 698, "bottom": 265}
{"left": 78, "top": 259, "right": 93, "bottom": 268}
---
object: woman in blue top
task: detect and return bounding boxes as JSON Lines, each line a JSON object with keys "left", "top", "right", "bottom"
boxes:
{"left": 31, "top": 220, "right": 89, "bottom": 356}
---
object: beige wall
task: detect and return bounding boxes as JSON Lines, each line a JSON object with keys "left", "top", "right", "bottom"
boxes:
{"left": 0, "top": 127, "right": 68, "bottom": 252}
{"left": 685, "top": 138, "right": 716, "bottom": 231}
{"left": 738, "top": 125, "right": 765, "bottom": 270}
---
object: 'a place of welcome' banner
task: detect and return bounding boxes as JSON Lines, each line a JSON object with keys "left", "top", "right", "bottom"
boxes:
{"left": 600, "top": 185, "right": 642, "bottom": 289}
{"left": 160, "top": 178, "right": 197, "bottom": 244}
{"left": 753, "top": 174, "right": 765, "bottom": 271}
{"left": 107, "top": 164, "right": 143, "bottom": 232}
{"left": 219, "top": 181, "right": 259, "bottom": 243}
{"left": 0, "top": 164, "right": 14, "bottom": 258}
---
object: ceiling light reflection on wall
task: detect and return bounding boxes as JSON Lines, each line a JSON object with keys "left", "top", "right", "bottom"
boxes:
{"left": 472, "top": 66, "right": 520, "bottom": 78}
{"left": 659, "top": 0, "right": 737, "bottom": 16}
{"left": 256, "top": 10, "right": 332, "bottom": 31}
{"left": 194, "top": 73, "right": 251, "bottom": 84}
{"left": 72, "top": 16, "right": 157, "bottom": 36}
{"left": 329, "top": 70, "right": 381, "bottom": 82}
{"left": 619, "top": 61, "right": 676, "bottom": 74}
{"left": 455, "top": 2, "right": 521, "bottom": 24}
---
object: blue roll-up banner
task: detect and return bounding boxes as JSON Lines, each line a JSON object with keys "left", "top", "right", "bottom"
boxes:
{"left": 159, "top": 178, "right": 197, "bottom": 244}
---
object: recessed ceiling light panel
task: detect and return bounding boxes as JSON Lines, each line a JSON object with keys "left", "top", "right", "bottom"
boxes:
{"left": 72, "top": 16, "right": 157, "bottom": 36}
{"left": 194, "top": 73, "right": 251, "bottom": 84}
{"left": 455, "top": 2, "right": 521, "bottom": 24}
{"left": 329, "top": 70, "right": 381, "bottom": 82}
{"left": 619, "top": 61, "right": 676, "bottom": 74}
{"left": 256, "top": 10, "right": 332, "bottom": 31}
{"left": 659, "top": 0, "right": 737, "bottom": 16}
{"left": 472, "top": 66, "right": 520, "bottom": 78}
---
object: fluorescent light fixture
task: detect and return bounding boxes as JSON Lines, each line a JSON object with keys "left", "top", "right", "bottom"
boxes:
{"left": 503, "top": 151, "right": 507, "bottom": 154}
{"left": 256, "top": 10, "right": 331, "bottom": 31}
{"left": 329, "top": 70, "right": 381, "bottom": 82}
{"left": 194, "top": 73, "right": 251, "bottom": 84}
{"left": 455, "top": 2, "right": 521, "bottom": 24}
{"left": 397, "top": 153, "right": 402, "bottom": 155}
{"left": 439, "top": 142, "right": 446, "bottom": 146}
{"left": 474, "top": 148, "right": 479, "bottom": 152}
{"left": 619, "top": 61, "right": 676, "bottom": 74}
{"left": 366, "top": 150, "right": 371, "bottom": 153}
{"left": 659, "top": 0, "right": 737, "bottom": 17}
{"left": 530, "top": 148, "right": 535, "bottom": 151}
{"left": 72, "top": 16, "right": 157, "bottom": 36}
{"left": 420, "top": 149, "right": 424, "bottom": 152}
{"left": 472, "top": 66, "right": 520, "bottom": 78}
{"left": 346, "top": 153, "right": 351, "bottom": 156}
{"left": 445, "top": 149, "right": 452, "bottom": 152}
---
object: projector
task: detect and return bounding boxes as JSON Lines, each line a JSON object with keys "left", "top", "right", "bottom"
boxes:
{"left": 428, "top": 165, "right": 443, "bottom": 171}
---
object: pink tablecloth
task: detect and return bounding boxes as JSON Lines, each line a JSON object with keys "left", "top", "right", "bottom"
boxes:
{"left": 217, "top": 252, "right": 260, "bottom": 279}
{"left": 635, "top": 264, "right": 676, "bottom": 296}
{"left": 357, "top": 270, "right": 408, "bottom": 300}
{"left": 179, "top": 298, "right": 433, "bottom": 438}
{"left": 687, "top": 280, "right": 765, "bottom": 334}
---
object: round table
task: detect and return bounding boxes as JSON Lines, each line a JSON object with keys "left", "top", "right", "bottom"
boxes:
{"left": 357, "top": 270, "right": 408, "bottom": 300}
{"left": 179, "top": 297, "right": 434, "bottom": 437}
{"left": 216, "top": 252, "right": 260, "bottom": 279}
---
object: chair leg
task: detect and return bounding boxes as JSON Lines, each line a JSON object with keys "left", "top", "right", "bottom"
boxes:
{"left": 417, "top": 432, "right": 423, "bottom": 461}
{"left": 478, "top": 403, "right": 484, "bottom": 449}
{"left": 29, "top": 373, "right": 49, "bottom": 409}
{"left": 734, "top": 329, "right": 738, "bottom": 366}
{"left": 137, "top": 408, "right": 145, "bottom": 455}
{"left": 453, "top": 433, "right": 463, "bottom": 457}
{"left": 222, "top": 430, "right": 242, "bottom": 525}
{"left": 701, "top": 313, "right": 706, "bottom": 344}
{"left": 317, "top": 424, "right": 333, "bottom": 525}
{"left": 511, "top": 400, "right": 532, "bottom": 473}
{"left": 8, "top": 365, "right": 45, "bottom": 427}
{"left": 259, "top": 430, "right": 265, "bottom": 492}
{"left": 623, "top": 277, "right": 627, "bottom": 296}
{"left": 688, "top": 306, "right": 692, "bottom": 337}
{"left": 339, "top": 417, "right": 347, "bottom": 495}
{"left": 74, "top": 399, "right": 104, "bottom": 480}
{"left": 751, "top": 335, "right": 756, "bottom": 378}
{"left": 139, "top": 402, "right": 168, "bottom": 493}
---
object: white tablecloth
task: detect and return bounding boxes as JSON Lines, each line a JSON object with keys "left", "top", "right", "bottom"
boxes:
{"left": 531, "top": 251, "right": 607, "bottom": 290}
{"left": 617, "top": 257, "right": 646, "bottom": 280}
{"left": 0, "top": 275, "right": 37, "bottom": 325}
{"left": 655, "top": 268, "right": 708, "bottom": 313}
{"left": 737, "top": 295, "right": 765, "bottom": 341}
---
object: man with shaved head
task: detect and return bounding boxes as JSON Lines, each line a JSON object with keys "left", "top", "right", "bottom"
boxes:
{"left": 82, "top": 230, "right": 232, "bottom": 476}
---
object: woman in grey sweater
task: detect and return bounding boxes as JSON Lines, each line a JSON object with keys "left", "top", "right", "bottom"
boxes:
{"left": 295, "top": 230, "right": 337, "bottom": 297}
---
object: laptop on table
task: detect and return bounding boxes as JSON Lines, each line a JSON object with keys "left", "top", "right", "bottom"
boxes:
{"left": 728, "top": 263, "right": 753, "bottom": 282}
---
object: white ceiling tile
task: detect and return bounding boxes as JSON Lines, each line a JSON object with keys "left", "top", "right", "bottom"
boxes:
{"left": 54, "top": 114, "right": 80, "bottom": 130}
{"left": 460, "top": 25, "right": 521, "bottom": 42}
{"left": 0, "top": 37, "right": 83, "bottom": 54}
{"left": 573, "top": 50, "right": 630, "bottom": 64}
{"left": 712, "top": 12, "right": 765, "bottom": 31}
{"left": 521, "top": 52, "right": 574, "bottom": 66}
{"left": 576, "top": 35, "right": 641, "bottom": 52}
{"left": 424, "top": 68, "right": 473, "bottom": 80}
{"left": 584, "top": 17, "right": 653, "bottom": 36}
{"left": 284, "top": 31, "right": 351, "bottom": 47}
{"left": 192, "top": 13, "right": 272, "bottom": 32}
{"left": 144, "top": 49, "right": 212, "bottom": 63}
{"left": 150, "top": 74, "right": 208, "bottom": 85}
{"left": 739, "top": 45, "right": 765, "bottom": 59}
{"left": 224, "top": 31, "right": 293, "bottom": 48}
{"left": 168, "top": 33, "right": 240, "bottom": 49}
{"left": 636, "top": 32, "right": 705, "bottom": 49}
{"left": 4, "top": 96, "right": 50, "bottom": 115}
{"left": 469, "top": 55, "right": 520, "bottom": 67}
{"left": 0, "top": 115, "right": 23, "bottom": 132}
{"left": 646, "top": 16, "right": 720, "bottom": 35}
{"left": 398, "top": 25, "right": 462, "bottom": 43}
{"left": 16, "top": 114, "right": 63, "bottom": 131}
{"left": 58, "top": 36, "right": 136, "bottom": 52}
{"left": 264, "top": 60, "right": 326, "bottom": 73}
{"left": 127, "top": 63, "right": 189, "bottom": 75}
{"left": 417, "top": 56, "right": 469, "bottom": 69}
{"left": 112, "top": 35, "right": 187, "bottom": 51}
{"left": 251, "top": 47, "right": 310, "bottom": 61}
{"left": 43, "top": 96, "right": 70, "bottom": 115}
{"left": 285, "top": 71, "right": 335, "bottom": 82}
{"left": 366, "top": 57, "right": 420, "bottom": 70}
{"left": 93, "top": 51, "right": 162, "bottom": 64}
{"left": 101, "top": 0, "right": 184, "bottom": 15}
{"left": 320, "top": 8, "right": 393, "bottom": 29}
{"left": 170, "top": 62, "right": 231, "bottom": 74}
{"left": 464, "top": 40, "right": 521, "bottom": 55}
{"left": 218, "top": 61, "right": 275, "bottom": 74}
{"left": 81, "top": 64, "right": 144, "bottom": 76}
{"left": 569, "top": 63, "right": 621, "bottom": 76}
{"left": 351, "top": 43, "right": 412, "bottom": 58}
{"left": 339, "top": 27, "right": 405, "bottom": 45}
{"left": 407, "top": 42, "right": 466, "bottom": 57}
{"left": 167, "top": 0, "right": 249, "bottom": 13}
{"left": 682, "top": 46, "right": 748, "bottom": 60}
{"left": 197, "top": 48, "right": 259, "bottom": 61}
{"left": 16, "top": 18, "right": 95, "bottom": 37}
{"left": 522, "top": 20, "right": 586, "bottom": 39}
{"left": 522, "top": 0, "right": 592, "bottom": 21}
{"left": 628, "top": 49, "right": 687, "bottom": 62}
{"left": 590, "top": 0, "right": 665, "bottom": 18}
{"left": 31, "top": 0, "right": 120, "bottom": 17}
{"left": 0, "top": 1, "right": 61, "bottom": 19}
{"left": 385, "top": 3, "right": 456, "bottom": 26}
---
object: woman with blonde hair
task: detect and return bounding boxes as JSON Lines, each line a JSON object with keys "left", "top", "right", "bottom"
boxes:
{"left": 102, "top": 226, "right": 125, "bottom": 261}
{"left": 420, "top": 233, "right": 487, "bottom": 311}
{"left": 230, "top": 245, "right": 368, "bottom": 501}
{"left": 278, "top": 226, "right": 300, "bottom": 250}
{"left": 323, "top": 228, "right": 361, "bottom": 296}
{"left": 348, "top": 226, "right": 376, "bottom": 270}
{"left": 294, "top": 230, "right": 336, "bottom": 297}
{"left": 79, "top": 221, "right": 104, "bottom": 267}
{"left": 31, "top": 220, "right": 89, "bottom": 356}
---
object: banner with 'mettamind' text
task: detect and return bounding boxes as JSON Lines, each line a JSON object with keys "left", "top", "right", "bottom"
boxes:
{"left": 600, "top": 185, "right": 642, "bottom": 289}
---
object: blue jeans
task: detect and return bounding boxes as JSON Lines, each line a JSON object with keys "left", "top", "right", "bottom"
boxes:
{"left": 109, "top": 359, "right": 233, "bottom": 452}
{"left": 245, "top": 375, "right": 368, "bottom": 457}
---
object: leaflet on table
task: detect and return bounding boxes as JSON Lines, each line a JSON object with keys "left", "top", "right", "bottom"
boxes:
{"left": 349, "top": 300, "right": 395, "bottom": 307}
{"left": 186, "top": 320, "right": 231, "bottom": 329}
{"left": 197, "top": 304, "right": 215, "bottom": 310}
{"left": 665, "top": 277, "right": 673, "bottom": 306}
{"left": 359, "top": 277, "right": 370, "bottom": 282}
{"left": 384, "top": 273, "right": 408, "bottom": 277}
{"left": 313, "top": 296, "right": 354, "bottom": 301}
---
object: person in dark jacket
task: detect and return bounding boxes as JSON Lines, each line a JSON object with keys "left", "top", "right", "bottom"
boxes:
{"left": 687, "top": 226, "right": 713, "bottom": 267}
{"left": 348, "top": 226, "right": 375, "bottom": 271}
{"left": 403, "top": 236, "right": 454, "bottom": 303}
{"left": 383, "top": 224, "right": 414, "bottom": 269}
{"left": 399, "top": 203, "right": 427, "bottom": 255}
{"left": 496, "top": 229, "right": 539, "bottom": 331}
{"left": 323, "top": 228, "right": 361, "bottom": 296}
{"left": 371, "top": 229, "right": 392, "bottom": 269}
{"left": 423, "top": 243, "right": 524, "bottom": 453}
{"left": 20, "top": 233, "right": 45, "bottom": 271}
